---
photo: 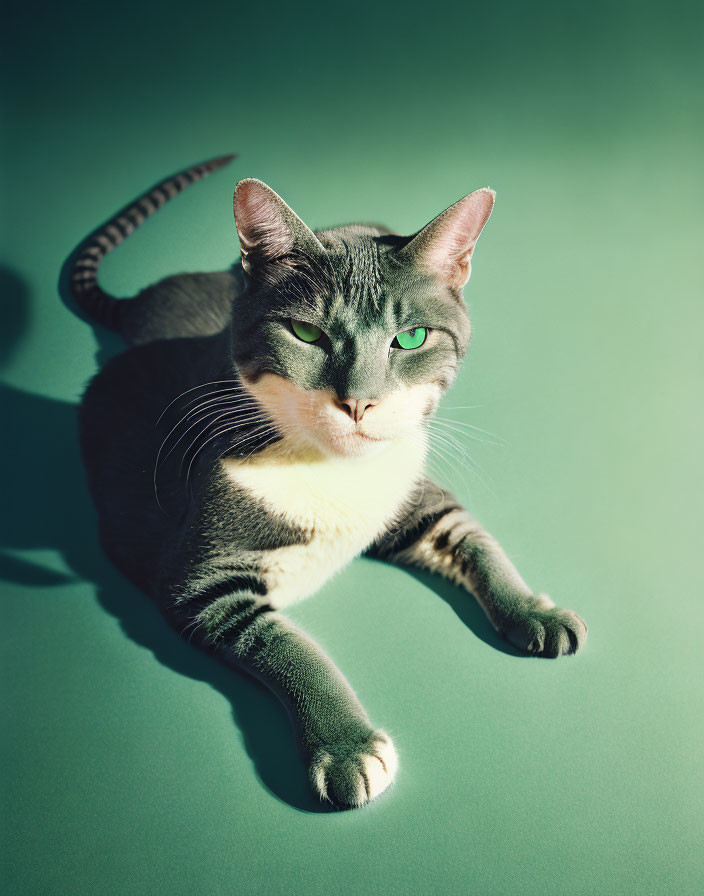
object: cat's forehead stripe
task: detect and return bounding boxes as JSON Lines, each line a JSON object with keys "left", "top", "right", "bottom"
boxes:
{"left": 332, "top": 239, "right": 383, "bottom": 313}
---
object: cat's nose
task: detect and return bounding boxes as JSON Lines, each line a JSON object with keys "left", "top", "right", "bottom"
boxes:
{"left": 333, "top": 397, "right": 376, "bottom": 423}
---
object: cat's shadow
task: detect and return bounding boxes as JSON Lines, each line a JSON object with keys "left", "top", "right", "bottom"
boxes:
{"left": 0, "top": 373, "right": 329, "bottom": 812}
{"left": 400, "top": 567, "right": 524, "bottom": 658}
{"left": 2, "top": 264, "right": 520, "bottom": 815}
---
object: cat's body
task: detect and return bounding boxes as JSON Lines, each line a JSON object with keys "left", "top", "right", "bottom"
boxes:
{"left": 80, "top": 329, "right": 426, "bottom": 604}
{"left": 73, "top": 156, "right": 586, "bottom": 808}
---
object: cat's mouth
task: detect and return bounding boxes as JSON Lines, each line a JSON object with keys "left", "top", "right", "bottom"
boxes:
{"left": 344, "top": 430, "right": 387, "bottom": 443}
{"left": 323, "top": 426, "right": 393, "bottom": 457}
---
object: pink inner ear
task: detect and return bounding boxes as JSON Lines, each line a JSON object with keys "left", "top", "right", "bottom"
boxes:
{"left": 234, "top": 180, "right": 295, "bottom": 260}
{"left": 419, "top": 188, "right": 495, "bottom": 288}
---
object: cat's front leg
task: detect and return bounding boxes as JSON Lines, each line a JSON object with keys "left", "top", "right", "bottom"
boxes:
{"left": 167, "top": 583, "right": 397, "bottom": 807}
{"left": 368, "top": 479, "right": 587, "bottom": 657}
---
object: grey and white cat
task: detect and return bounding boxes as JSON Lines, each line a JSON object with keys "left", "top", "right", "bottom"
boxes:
{"left": 72, "top": 155, "right": 587, "bottom": 809}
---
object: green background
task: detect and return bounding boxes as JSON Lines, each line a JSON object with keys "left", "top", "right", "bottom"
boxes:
{"left": 2, "top": 1, "right": 703, "bottom": 893}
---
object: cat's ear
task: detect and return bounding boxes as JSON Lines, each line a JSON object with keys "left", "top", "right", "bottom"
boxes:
{"left": 234, "top": 178, "right": 324, "bottom": 276}
{"left": 399, "top": 188, "right": 496, "bottom": 289}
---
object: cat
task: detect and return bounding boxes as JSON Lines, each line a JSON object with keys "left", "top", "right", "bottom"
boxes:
{"left": 71, "top": 154, "right": 587, "bottom": 809}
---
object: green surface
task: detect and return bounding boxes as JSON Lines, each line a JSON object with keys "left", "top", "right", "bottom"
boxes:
{"left": 2, "top": 1, "right": 703, "bottom": 894}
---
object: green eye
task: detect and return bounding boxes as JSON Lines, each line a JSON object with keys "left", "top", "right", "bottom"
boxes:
{"left": 394, "top": 327, "right": 427, "bottom": 350}
{"left": 291, "top": 319, "right": 323, "bottom": 343}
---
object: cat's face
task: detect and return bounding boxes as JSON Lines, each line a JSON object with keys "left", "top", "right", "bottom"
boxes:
{"left": 232, "top": 181, "right": 494, "bottom": 458}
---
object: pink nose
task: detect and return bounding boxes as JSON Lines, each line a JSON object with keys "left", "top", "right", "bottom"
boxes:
{"left": 333, "top": 397, "right": 376, "bottom": 423}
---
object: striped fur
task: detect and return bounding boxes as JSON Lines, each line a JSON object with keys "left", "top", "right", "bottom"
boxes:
{"left": 368, "top": 479, "right": 588, "bottom": 657}
{"left": 70, "top": 154, "right": 236, "bottom": 331}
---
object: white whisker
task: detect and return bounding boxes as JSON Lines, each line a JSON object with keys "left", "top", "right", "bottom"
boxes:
{"left": 155, "top": 379, "right": 237, "bottom": 426}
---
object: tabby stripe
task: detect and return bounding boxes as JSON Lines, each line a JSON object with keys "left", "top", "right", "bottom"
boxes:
{"left": 213, "top": 602, "right": 274, "bottom": 645}
{"left": 373, "top": 505, "right": 461, "bottom": 557}
{"left": 115, "top": 216, "right": 136, "bottom": 235}
{"left": 429, "top": 508, "right": 478, "bottom": 552}
{"left": 391, "top": 507, "right": 485, "bottom": 590}
{"left": 186, "top": 574, "right": 268, "bottom": 614}
{"left": 94, "top": 233, "right": 115, "bottom": 250}
{"left": 84, "top": 244, "right": 107, "bottom": 259}
{"left": 150, "top": 192, "right": 166, "bottom": 208}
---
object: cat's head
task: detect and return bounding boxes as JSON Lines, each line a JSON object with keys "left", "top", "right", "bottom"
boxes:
{"left": 231, "top": 179, "right": 494, "bottom": 458}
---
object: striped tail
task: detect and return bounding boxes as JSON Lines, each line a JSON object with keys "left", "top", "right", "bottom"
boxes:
{"left": 70, "top": 153, "right": 237, "bottom": 331}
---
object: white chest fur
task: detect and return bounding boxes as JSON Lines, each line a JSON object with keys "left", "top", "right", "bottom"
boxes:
{"left": 222, "top": 435, "right": 427, "bottom": 607}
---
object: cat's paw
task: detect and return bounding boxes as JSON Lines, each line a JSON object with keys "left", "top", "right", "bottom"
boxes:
{"left": 503, "top": 596, "right": 587, "bottom": 657}
{"left": 309, "top": 730, "right": 398, "bottom": 809}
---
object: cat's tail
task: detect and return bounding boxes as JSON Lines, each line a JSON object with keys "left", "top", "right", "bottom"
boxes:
{"left": 69, "top": 154, "right": 237, "bottom": 331}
